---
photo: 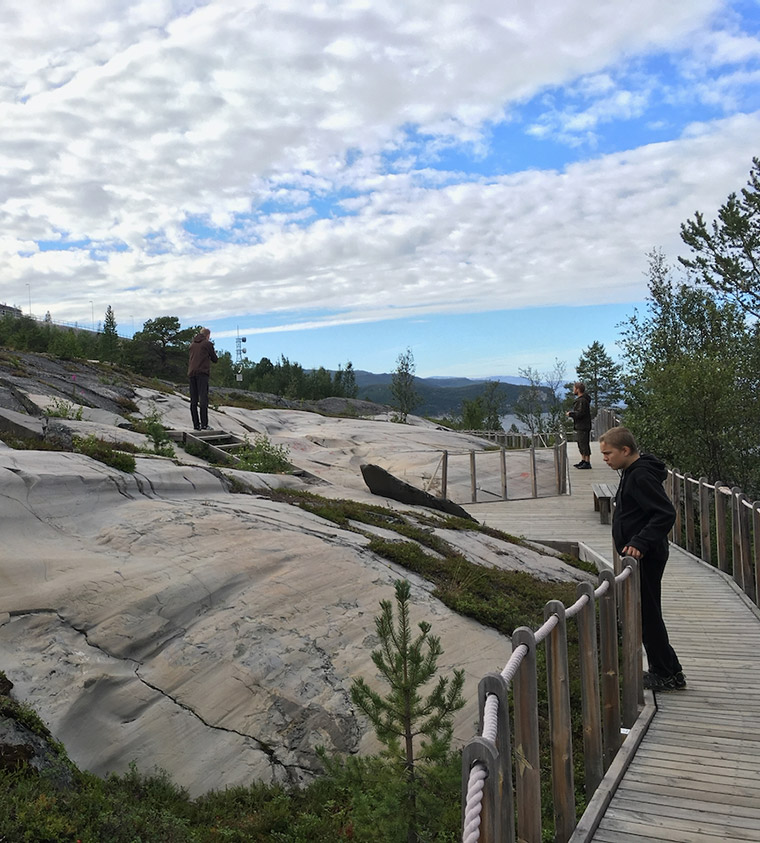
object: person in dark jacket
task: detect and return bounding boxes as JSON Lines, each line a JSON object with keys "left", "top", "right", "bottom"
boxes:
{"left": 599, "top": 426, "right": 685, "bottom": 691}
{"left": 568, "top": 382, "right": 592, "bottom": 469}
{"left": 187, "top": 328, "right": 218, "bottom": 430}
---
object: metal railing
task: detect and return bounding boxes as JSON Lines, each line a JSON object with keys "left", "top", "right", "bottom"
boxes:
{"left": 461, "top": 558, "right": 643, "bottom": 843}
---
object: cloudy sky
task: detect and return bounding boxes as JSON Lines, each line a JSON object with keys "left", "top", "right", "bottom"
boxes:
{"left": 2, "top": 1, "right": 759, "bottom": 377}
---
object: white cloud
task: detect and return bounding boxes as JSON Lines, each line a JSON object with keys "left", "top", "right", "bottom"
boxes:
{"left": 0, "top": 0, "right": 755, "bottom": 331}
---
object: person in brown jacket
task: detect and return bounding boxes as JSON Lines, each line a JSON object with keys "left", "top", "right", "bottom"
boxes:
{"left": 188, "top": 327, "right": 218, "bottom": 430}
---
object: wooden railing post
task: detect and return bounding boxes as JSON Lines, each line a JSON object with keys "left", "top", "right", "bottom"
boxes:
{"left": 684, "top": 473, "right": 695, "bottom": 554}
{"left": 732, "top": 487, "right": 743, "bottom": 588}
{"left": 699, "top": 477, "right": 712, "bottom": 565}
{"left": 500, "top": 447, "right": 507, "bottom": 500}
{"left": 754, "top": 501, "right": 760, "bottom": 607}
{"left": 737, "top": 492, "right": 753, "bottom": 601}
{"left": 461, "top": 738, "right": 500, "bottom": 843}
{"left": 511, "top": 627, "right": 542, "bottom": 843}
{"left": 470, "top": 450, "right": 477, "bottom": 503}
{"left": 715, "top": 483, "right": 729, "bottom": 573}
{"left": 441, "top": 450, "right": 448, "bottom": 500}
{"left": 530, "top": 444, "right": 538, "bottom": 498}
{"left": 544, "top": 601, "right": 575, "bottom": 843}
{"left": 576, "top": 582, "right": 603, "bottom": 797}
{"left": 598, "top": 570, "right": 621, "bottom": 769}
{"left": 620, "top": 558, "right": 641, "bottom": 727}
{"left": 477, "top": 674, "right": 515, "bottom": 843}
{"left": 671, "top": 470, "right": 682, "bottom": 545}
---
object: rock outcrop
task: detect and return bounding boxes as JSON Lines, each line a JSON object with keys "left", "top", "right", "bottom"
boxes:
{"left": 0, "top": 351, "right": 590, "bottom": 797}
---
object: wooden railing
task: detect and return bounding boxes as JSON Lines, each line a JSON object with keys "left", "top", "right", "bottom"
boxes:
{"left": 461, "top": 558, "right": 646, "bottom": 843}
{"left": 426, "top": 436, "right": 569, "bottom": 504}
{"left": 667, "top": 470, "right": 760, "bottom": 606}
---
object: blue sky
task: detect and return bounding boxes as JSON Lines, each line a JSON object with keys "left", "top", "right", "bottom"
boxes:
{"left": 1, "top": 1, "right": 759, "bottom": 378}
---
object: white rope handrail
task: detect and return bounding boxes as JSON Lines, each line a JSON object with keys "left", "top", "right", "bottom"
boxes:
{"left": 462, "top": 561, "right": 636, "bottom": 842}
{"left": 565, "top": 592, "right": 589, "bottom": 619}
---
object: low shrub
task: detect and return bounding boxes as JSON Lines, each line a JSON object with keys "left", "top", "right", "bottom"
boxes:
{"left": 235, "top": 434, "right": 290, "bottom": 473}
{"left": 73, "top": 435, "right": 136, "bottom": 473}
{"left": 44, "top": 398, "right": 83, "bottom": 421}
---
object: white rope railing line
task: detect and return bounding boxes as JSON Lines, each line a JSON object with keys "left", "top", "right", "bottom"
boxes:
{"left": 463, "top": 642, "right": 529, "bottom": 841}
{"left": 534, "top": 611, "right": 559, "bottom": 644}
{"left": 565, "top": 592, "right": 590, "bottom": 619}
{"left": 463, "top": 763, "right": 487, "bottom": 843}
{"left": 501, "top": 642, "right": 528, "bottom": 683}
{"left": 615, "top": 564, "right": 633, "bottom": 583}
{"left": 594, "top": 578, "right": 610, "bottom": 597}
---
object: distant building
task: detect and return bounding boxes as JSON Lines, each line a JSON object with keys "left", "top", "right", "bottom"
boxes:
{"left": 0, "top": 303, "right": 23, "bottom": 318}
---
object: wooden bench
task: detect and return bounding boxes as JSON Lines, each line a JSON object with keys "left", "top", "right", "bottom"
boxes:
{"left": 592, "top": 482, "right": 618, "bottom": 525}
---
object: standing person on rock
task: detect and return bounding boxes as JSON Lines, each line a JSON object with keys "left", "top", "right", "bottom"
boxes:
{"left": 568, "top": 381, "right": 592, "bottom": 469}
{"left": 188, "top": 327, "right": 218, "bottom": 431}
{"left": 599, "top": 426, "right": 685, "bottom": 691}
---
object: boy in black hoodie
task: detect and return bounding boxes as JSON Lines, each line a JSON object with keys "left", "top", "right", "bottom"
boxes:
{"left": 599, "top": 426, "right": 685, "bottom": 691}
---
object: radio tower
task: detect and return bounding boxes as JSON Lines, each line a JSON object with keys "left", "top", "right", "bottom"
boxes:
{"left": 235, "top": 328, "right": 247, "bottom": 382}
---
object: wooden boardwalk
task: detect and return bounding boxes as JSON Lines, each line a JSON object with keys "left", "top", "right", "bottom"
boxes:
{"left": 466, "top": 462, "right": 760, "bottom": 842}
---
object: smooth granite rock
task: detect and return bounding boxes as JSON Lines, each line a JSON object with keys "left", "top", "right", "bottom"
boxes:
{"left": 0, "top": 359, "right": 590, "bottom": 798}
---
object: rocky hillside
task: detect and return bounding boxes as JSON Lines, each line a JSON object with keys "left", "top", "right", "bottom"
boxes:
{"left": 0, "top": 349, "right": 591, "bottom": 797}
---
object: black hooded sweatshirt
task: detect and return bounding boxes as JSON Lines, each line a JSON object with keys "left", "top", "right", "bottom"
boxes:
{"left": 611, "top": 453, "right": 676, "bottom": 561}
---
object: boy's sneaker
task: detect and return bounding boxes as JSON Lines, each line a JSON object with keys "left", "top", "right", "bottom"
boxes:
{"left": 643, "top": 670, "right": 687, "bottom": 691}
{"left": 577, "top": 462, "right": 592, "bottom": 470}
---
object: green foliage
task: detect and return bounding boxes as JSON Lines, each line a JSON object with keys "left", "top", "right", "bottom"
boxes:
{"left": 74, "top": 435, "right": 137, "bottom": 473}
{"left": 390, "top": 347, "right": 421, "bottom": 423}
{"left": 619, "top": 249, "right": 760, "bottom": 494}
{"left": 44, "top": 398, "right": 83, "bottom": 421}
{"left": 123, "top": 316, "right": 196, "bottom": 379}
{"left": 134, "top": 408, "right": 175, "bottom": 456}
{"left": 47, "top": 328, "right": 82, "bottom": 361}
{"left": 99, "top": 305, "right": 121, "bottom": 363}
{"left": 223, "top": 354, "right": 359, "bottom": 401}
{"left": 460, "top": 381, "right": 507, "bottom": 431}
{"left": 351, "top": 580, "right": 465, "bottom": 842}
{"left": 0, "top": 434, "right": 67, "bottom": 452}
{"left": 235, "top": 434, "right": 291, "bottom": 473}
{"left": 514, "top": 360, "right": 568, "bottom": 435}
{"left": 574, "top": 341, "right": 623, "bottom": 414}
{"left": 679, "top": 156, "right": 760, "bottom": 319}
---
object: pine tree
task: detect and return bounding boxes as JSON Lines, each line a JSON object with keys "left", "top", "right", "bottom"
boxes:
{"left": 100, "top": 305, "right": 120, "bottom": 363}
{"left": 679, "top": 157, "right": 760, "bottom": 319}
{"left": 575, "top": 341, "right": 623, "bottom": 415}
{"left": 351, "top": 579, "right": 465, "bottom": 843}
{"left": 342, "top": 360, "right": 358, "bottom": 398}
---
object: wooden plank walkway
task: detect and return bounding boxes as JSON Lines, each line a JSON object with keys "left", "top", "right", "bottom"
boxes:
{"left": 465, "top": 462, "right": 760, "bottom": 842}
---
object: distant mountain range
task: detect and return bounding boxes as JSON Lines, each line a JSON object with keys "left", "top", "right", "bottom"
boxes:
{"left": 349, "top": 371, "right": 542, "bottom": 418}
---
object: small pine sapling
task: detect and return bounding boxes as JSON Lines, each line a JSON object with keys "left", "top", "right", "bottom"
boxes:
{"left": 351, "top": 579, "right": 465, "bottom": 842}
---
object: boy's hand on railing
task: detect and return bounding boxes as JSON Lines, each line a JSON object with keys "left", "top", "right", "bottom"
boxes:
{"left": 621, "top": 546, "right": 642, "bottom": 560}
